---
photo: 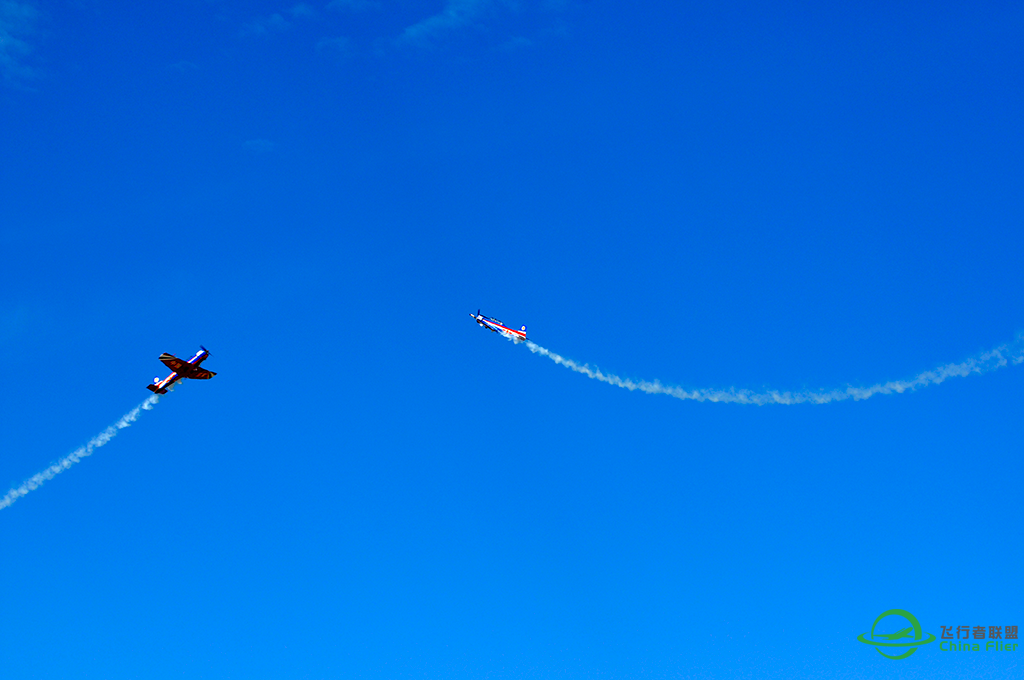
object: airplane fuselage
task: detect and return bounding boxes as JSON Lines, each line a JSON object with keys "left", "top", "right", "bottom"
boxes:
{"left": 471, "top": 312, "right": 528, "bottom": 343}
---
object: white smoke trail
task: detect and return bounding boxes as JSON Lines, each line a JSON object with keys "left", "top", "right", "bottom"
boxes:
{"left": 0, "top": 395, "right": 160, "bottom": 511}
{"left": 524, "top": 335, "right": 1024, "bottom": 405}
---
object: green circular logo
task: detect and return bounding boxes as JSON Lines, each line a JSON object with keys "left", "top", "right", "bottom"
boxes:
{"left": 857, "top": 609, "right": 936, "bottom": 659}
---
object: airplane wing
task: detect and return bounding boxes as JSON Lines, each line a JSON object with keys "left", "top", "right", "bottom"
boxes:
{"left": 159, "top": 353, "right": 187, "bottom": 372}
{"left": 191, "top": 368, "right": 216, "bottom": 380}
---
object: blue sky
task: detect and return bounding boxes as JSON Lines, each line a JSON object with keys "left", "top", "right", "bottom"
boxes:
{"left": 2, "top": 1, "right": 1022, "bottom": 677}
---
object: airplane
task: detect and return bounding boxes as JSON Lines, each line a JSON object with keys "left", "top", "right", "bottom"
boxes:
{"left": 147, "top": 346, "right": 216, "bottom": 394}
{"left": 874, "top": 627, "right": 914, "bottom": 641}
{"left": 470, "top": 310, "right": 528, "bottom": 343}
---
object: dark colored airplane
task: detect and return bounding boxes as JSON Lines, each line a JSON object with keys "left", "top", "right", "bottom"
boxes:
{"left": 147, "top": 346, "right": 216, "bottom": 394}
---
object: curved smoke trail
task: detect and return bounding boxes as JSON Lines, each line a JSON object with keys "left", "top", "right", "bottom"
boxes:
{"left": 0, "top": 395, "right": 160, "bottom": 511}
{"left": 524, "top": 335, "right": 1024, "bottom": 405}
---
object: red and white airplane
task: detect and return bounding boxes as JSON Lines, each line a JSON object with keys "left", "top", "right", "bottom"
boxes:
{"left": 470, "top": 310, "right": 528, "bottom": 343}
{"left": 147, "top": 346, "right": 216, "bottom": 394}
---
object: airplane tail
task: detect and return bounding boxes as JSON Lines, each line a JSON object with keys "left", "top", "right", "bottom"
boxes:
{"left": 146, "top": 384, "right": 167, "bottom": 395}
